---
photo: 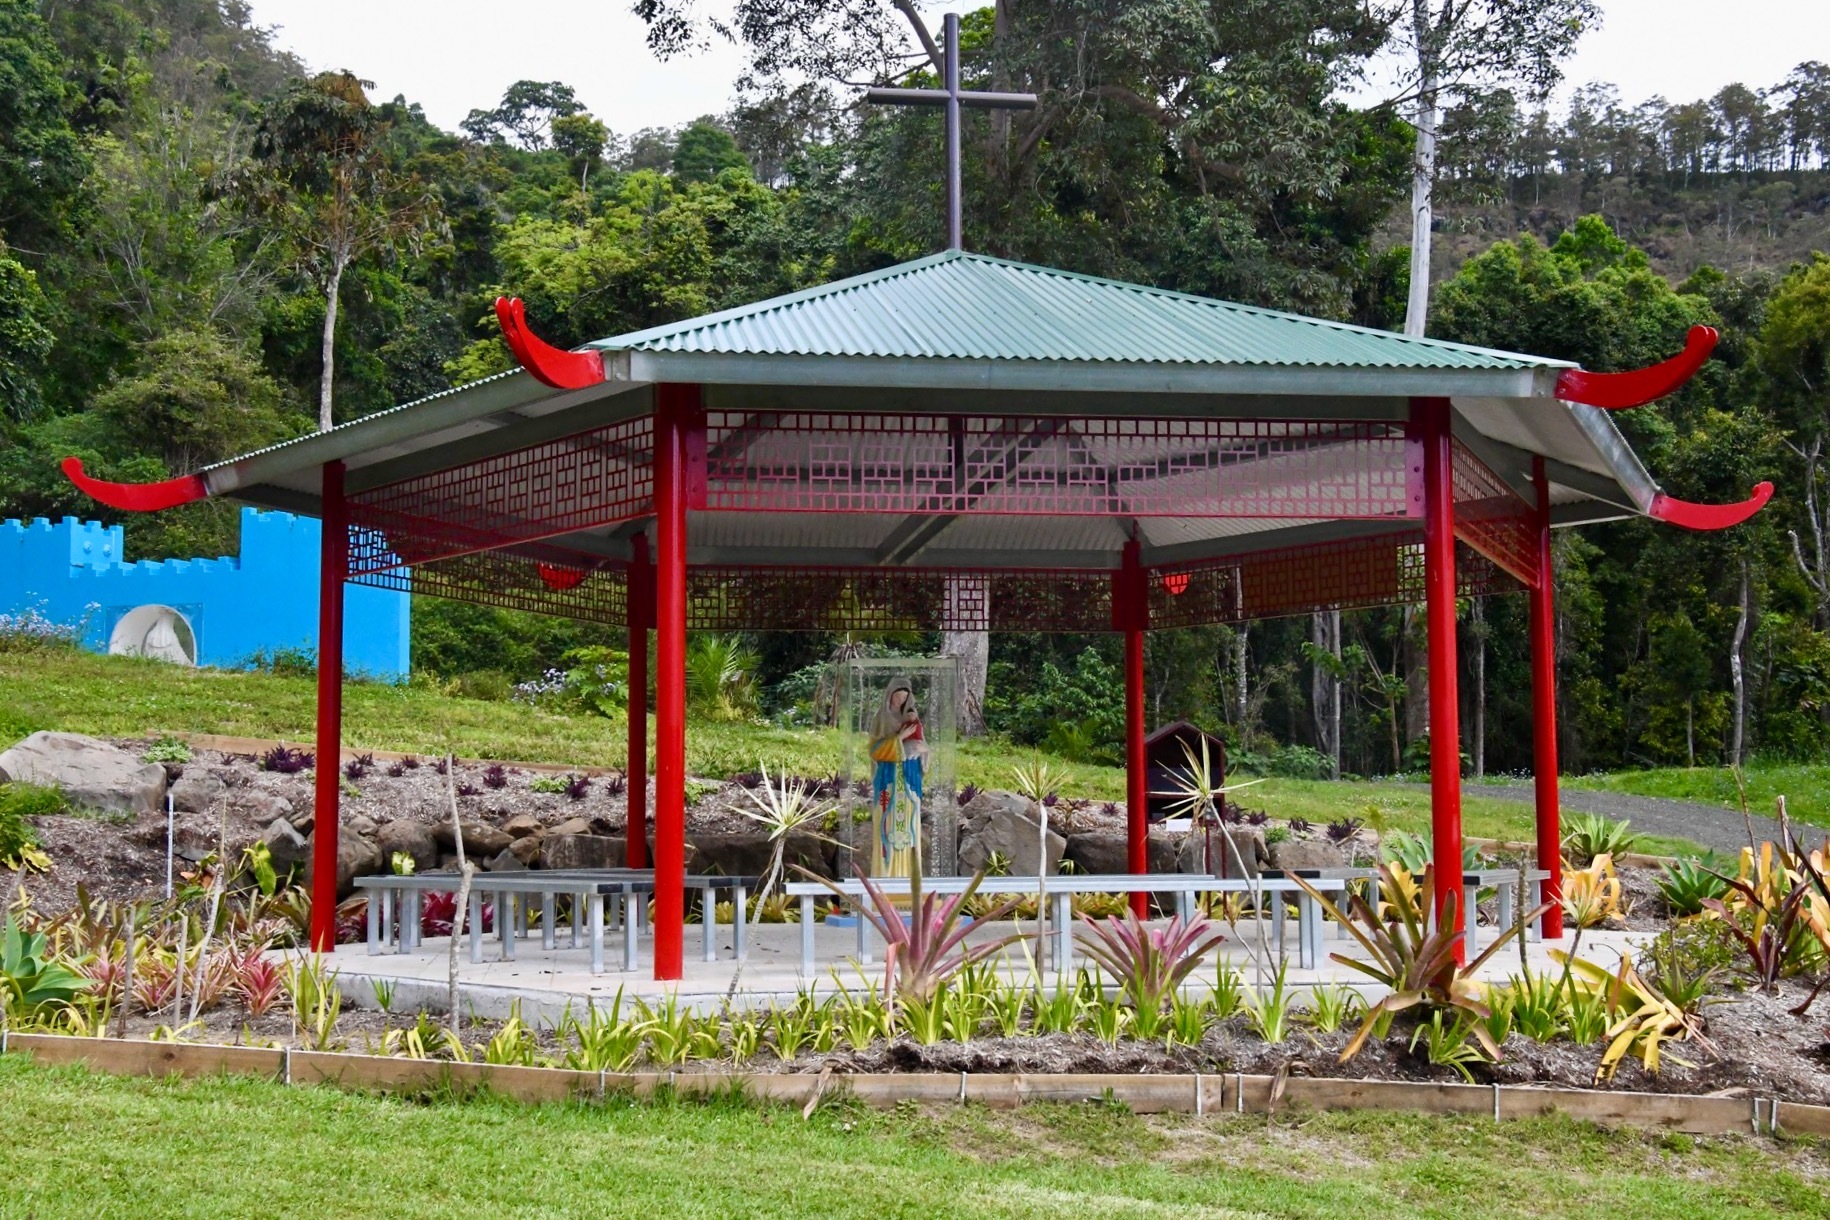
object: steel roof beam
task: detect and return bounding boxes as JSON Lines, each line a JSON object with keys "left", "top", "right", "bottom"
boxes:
{"left": 704, "top": 384, "right": 1415, "bottom": 422}
{"left": 346, "top": 392, "right": 652, "bottom": 493}
{"left": 874, "top": 418, "right": 1067, "bottom": 564}
{"left": 622, "top": 352, "right": 1558, "bottom": 400}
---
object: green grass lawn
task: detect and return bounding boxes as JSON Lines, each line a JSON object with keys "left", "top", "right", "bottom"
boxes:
{"left": 1564, "top": 764, "right": 1830, "bottom": 834}
{"left": 0, "top": 645, "right": 1708, "bottom": 853}
{"left": 1, "top": 1059, "right": 1824, "bottom": 1218}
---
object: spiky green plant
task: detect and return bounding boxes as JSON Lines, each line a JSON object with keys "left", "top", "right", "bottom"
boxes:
{"left": 1076, "top": 911, "right": 1225, "bottom": 1019}
{"left": 1289, "top": 865, "right": 1551, "bottom": 1063}
{"left": 733, "top": 763, "right": 838, "bottom": 897}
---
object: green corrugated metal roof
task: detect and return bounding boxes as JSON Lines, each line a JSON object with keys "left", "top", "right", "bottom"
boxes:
{"left": 596, "top": 250, "right": 1566, "bottom": 371}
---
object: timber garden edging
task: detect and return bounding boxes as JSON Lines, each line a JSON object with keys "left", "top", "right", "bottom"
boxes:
{"left": 4, "top": 1032, "right": 1826, "bottom": 1137}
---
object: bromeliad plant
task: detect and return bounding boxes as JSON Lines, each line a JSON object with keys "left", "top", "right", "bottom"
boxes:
{"left": 803, "top": 866, "right": 1024, "bottom": 1008}
{"left": 1561, "top": 854, "right": 1625, "bottom": 929}
{"left": 1548, "top": 950, "right": 1710, "bottom": 1081}
{"left": 1, "top": 915, "right": 91, "bottom": 1020}
{"left": 1656, "top": 856, "right": 1728, "bottom": 917}
{"left": 1290, "top": 864, "right": 1553, "bottom": 1064}
{"left": 1702, "top": 840, "right": 1830, "bottom": 1007}
{"left": 1076, "top": 912, "right": 1226, "bottom": 1029}
{"left": 1560, "top": 813, "right": 1642, "bottom": 867}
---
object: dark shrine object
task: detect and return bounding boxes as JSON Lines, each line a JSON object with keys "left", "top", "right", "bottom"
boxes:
{"left": 1144, "top": 721, "right": 1227, "bottom": 823}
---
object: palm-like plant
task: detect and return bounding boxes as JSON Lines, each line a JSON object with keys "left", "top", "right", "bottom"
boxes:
{"left": 1151, "top": 736, "right": 1267, "bottom": 977}
{"left": 1289, "top": 863, "right": 1552, "bottom": 1063}
{"left": 1077, "top": 911, "right": 1226, "bottom": 1017}
{"left": 685, "top": 633, "right": 758, "bottom": 720}
{"left": 732, "top": 763, "right": 839, "bottom": 897}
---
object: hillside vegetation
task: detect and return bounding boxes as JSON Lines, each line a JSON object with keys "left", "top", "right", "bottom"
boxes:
{"left": 0, "top": 645, "right": 1708, "bottom": 855}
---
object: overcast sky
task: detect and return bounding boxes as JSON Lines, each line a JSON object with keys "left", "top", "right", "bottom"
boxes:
{"left": 244, "top": 0, "right": 1826, "bottom": 136}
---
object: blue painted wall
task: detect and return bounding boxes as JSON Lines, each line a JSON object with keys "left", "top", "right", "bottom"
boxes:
{"left": 0, "top": 508, "right": 409, "bottom": 679}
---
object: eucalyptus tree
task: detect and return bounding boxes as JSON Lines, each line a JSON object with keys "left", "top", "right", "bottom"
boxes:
{"left": 252, "top": 71, "right": 441, "bottom": 431}
{"left": 1374, "top": 0, "right": 1597, "bottom": 335}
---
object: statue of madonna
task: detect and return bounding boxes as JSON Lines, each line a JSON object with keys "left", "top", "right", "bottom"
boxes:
{"left": 867, "top": 677, "right": 927, "bottom": 878}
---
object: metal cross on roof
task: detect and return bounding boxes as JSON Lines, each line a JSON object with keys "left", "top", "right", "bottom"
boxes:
{"left": 864, "top": 12, "right": 1037, "bottom": 251}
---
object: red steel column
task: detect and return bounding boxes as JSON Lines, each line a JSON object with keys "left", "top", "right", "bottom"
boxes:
{"left": 651, "top": 385, "right": 694, "bottom": 981}
{"left": 626, "top": 532, "right": 651, "bottom": 870}
{"left": 309, "top": 460, "right": 347, "bottom": 952}
{"left": 1122, "top": 539, "right": 1149, "bottom": 918}
{"left": 1414, "top": 397, "right": 1465, "bottom": 952}
{"left": 1530, "top": 458, "right": 1565, "bottom": 938}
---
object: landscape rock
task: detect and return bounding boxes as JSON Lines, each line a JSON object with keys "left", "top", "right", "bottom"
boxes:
{"left": 303, "top": 830, "right": 384, "bottom": 896}
{"left": 432, "top": 819, "right": 511, "bottom": 858}
{"left": 507, "top": 835, "right": 543, "bottom": 866}
{"left": 1267, "top": 839, "right": 1347, "bottom": 873}
{"left": 344, "top": 812, "right": 379, "bottom": 839}
{"left": 957, "top": 790, "right": 1064, "bottom": 877}
{"left": 685, "top": 831, "right": 835, "bottom": 881}
{"left": 1209, "top": 829, "right": 1269, "bottom": 879}
{"left": 261, "top": 818, "right": 310, "bottom": 875}
{"left": 548, "top": 817, "right": 591, "bottom": 837}
{"left": 483, "top": 848, "right": 527, "bottom": 872}
{"left": 374, "top": 820, "right": 440, "bottom": 872}
{"left": 233, "top": 790, "right": 294, "bottom": 826}
{"left": 168, "top": 768, "right": 227, "bottom": 813}
{"left": 0, "top": 731, "right": 167, "bottom": 815}
{"left": 1064, "top": 830, "right": 1127, "bottom": 875}
{"left": 501, "top": 814, "right": 544, "bottom": 839}
{"left": 540, "top": 833, "right": 625, "bottom": 870}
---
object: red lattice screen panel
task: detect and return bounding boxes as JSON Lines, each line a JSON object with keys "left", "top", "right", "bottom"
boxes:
{"left": 346, "top": 415, "right": 654, "bottom": 576}
{"left": 702, "top": 413, "right": 1415, "bottom": 519}
{"left": 1451, "top": 439, "right": 1539, "bottom": 587}
{"left": 1147, "top": 533, "right": 1519, "bottom": 631}
{"left": 687, "top": 566, "right": 1114, "bottom": 633}
{"left": 350, "top": 547, "right": 629, "bottom": 627}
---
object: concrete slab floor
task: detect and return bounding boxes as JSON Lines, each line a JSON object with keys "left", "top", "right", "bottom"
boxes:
{"left": 317, "top": 916, "right": 1652, "bottom": 1026}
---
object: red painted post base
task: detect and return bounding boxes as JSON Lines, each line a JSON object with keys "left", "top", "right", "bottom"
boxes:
{"left": 1413, "top": 398, "right": 1466, "bottom": 957}
{"left": 308, "top": 460, "right": 348, "bottom": 952}
{"left": 1530, "top": 459, "right": 1565, "bottom": 939}
{"left": 1121, "top": 540, "right": 1149, "bottom": 919}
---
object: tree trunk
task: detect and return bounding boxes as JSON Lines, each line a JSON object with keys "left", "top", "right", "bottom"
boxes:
{"left": 1731, "top": 558, "right": 1750, "bottom": 766}
{"left": 942, "top": 629, "right": 988, "bottom": 737}
{"left": 1233, "top": 624, "right": 1249, "bottom": 749}
{"left": 1403, "top": 10, "right": 1439, "bottom": 339}
{"left": 1786, "top": 434, "right": 1829, "bottom": 630}
{"left": 1310, "top": 610, "right": 1342, "bottom": 779}
{"left": 318, "top": 253, "right": 349, "bottom": 433}
{"left": 1402, "top": 606, "right": 1429, "bottom": 746}
{"left": 941, "top": 575, "right": 988, "bottom": 736}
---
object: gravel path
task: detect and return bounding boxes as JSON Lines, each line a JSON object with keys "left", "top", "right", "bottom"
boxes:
{"left": 1469, "top": 781, "right": 1780, "bottom": 856}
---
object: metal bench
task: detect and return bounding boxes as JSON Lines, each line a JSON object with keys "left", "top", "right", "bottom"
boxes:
{"left": 1314, "top": 867, "right": 1554, "bottom": 951}
{"left": 782, "top": 873, "right": 1348, "bottom": 976}
{"left": 351, "top": 870, "right": 757, "bottom": 973}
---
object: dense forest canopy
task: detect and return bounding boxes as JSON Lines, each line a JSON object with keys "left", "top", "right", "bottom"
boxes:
{"left": 2, "top": 0, "right": 1828, "bottom": 779}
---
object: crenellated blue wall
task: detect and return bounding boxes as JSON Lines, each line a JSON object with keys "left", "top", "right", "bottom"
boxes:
{"left": 0, "top": 509, "right": 409, "bottom": 679}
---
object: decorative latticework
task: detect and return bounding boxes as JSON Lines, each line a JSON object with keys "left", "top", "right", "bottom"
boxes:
{"left": 351, "top": 547, "right": 630, "bottom": 627}
{"left": 351, "top": 534, "right": 1521, "bottom": 635}
{"left": 701, "top": 413, "right": 1415, "bottom": 519}
{"left": 687, "top": 565, "right": 1114, "bottom": 632}
{"left": 1451, "top": 439, "right": 1538, "bottom": 586}
{"left": 339, "top": 410, "right": 1540, "bottom": 631}
{"left": 346, "top": 415, "right": 653, "bottom": 576}
{"left": 1147, "top": 532, "right": 1520, "bottom": 631}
